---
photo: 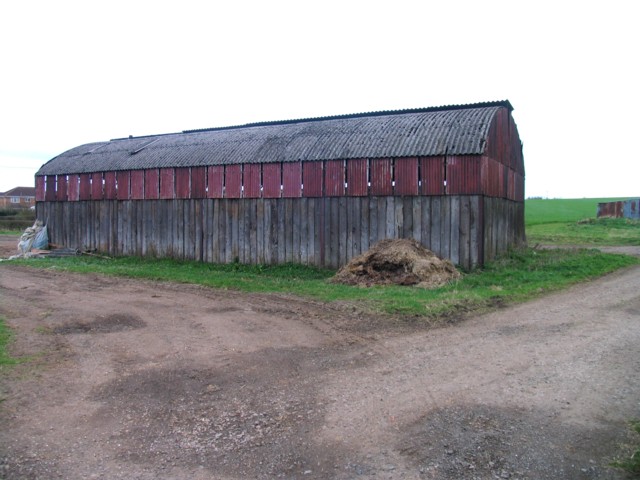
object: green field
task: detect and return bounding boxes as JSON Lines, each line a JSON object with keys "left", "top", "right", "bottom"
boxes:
{"left": 525, "top": 197, "right": 640, "bottom": 245}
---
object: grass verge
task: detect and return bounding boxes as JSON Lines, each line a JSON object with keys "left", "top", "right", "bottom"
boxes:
{"left": 0, "top": 317, "right": 20, "bottom": 367}
{"left": 5, "top": 247, "right": 638, "bottom": 319}
{"left": 527, "top": 218, "right": 640, "bottom": 246}
{"left": 610, "top": 420, "right": 640, "bottom": 475}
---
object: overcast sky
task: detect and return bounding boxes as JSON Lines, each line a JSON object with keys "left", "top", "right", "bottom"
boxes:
{"left": 1, "top": 0, "right": 637, "bottom": 199}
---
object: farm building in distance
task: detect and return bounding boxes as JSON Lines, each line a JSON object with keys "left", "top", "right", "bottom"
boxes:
{"left": 597, "top": 199, "right": 640, "bottom": 219}
{"left": 35, "top": 100, "right": 525, "bottom": 269}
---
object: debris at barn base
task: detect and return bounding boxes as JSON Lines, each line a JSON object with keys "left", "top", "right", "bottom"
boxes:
{"left": 16, "top": 220, "right": 48, "bottom": 256}
{"left": 331, "top": 239, "right": 461, "bottom": 288}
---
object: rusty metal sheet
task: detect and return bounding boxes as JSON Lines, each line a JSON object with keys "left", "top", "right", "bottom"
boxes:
{"left": 91, "top": 173, "right": 103, "bottom": 200}
{"left": 116, "top": 171, "right": 130, "bottom": 200}
{"left": 55, "top": 175, "right": 67, "bottom": 201}
{"left": 419, "top": 157, "right": 444, "bottom": 195}
{"left": 282, "top": 162, "right": 302, "bottom": 198}
{"left": 35, "top": 176, "right": 45, "bottom": 201}
{"left": 207, "top": 166, "right": 224, "bottom": 198}
{"left": 244, "top": 164, "right": 261, "bottom": 198}
{"left": 160, "top": 168, "right": 175, "bottom": 199}
{"left": 370, "top": 158, "right": 393, "bottom": 196}
{"left": 175, "top": 167, "right": 190, "bottom": 199}
{"left": 130, "top": 170, "right": 145, "bottom": 200}
{"left": 79, "top": 173, "right": 92, "bottom": 200}
{"left": 144, "top": 169, "right": 159, "bottom": 199}
{"left": 67, "top": 174, "right": 80, "bottom": 201}
{"left": 225, "top": 165, "right": 242, "bottom": 198}
{"left": 394, "top": 157, "right": 418, "bottom": 196}
{"left": 324, "top": 160, "right": 345, "bottom": 197}
{"left": 445, "top": 156, "right": 481, "bottom": 195}
{"left": 104, "top": 171, "right": 117, "bottom": 199}
{"left": 302, "top": 161, "right": 322, "bottom": 197}
{"left": 346, "top": 158, "right": 368, "bottom": 196}
{"left": 262, "top": 163, "right": 281, "bottom": 198}
{"left": 45, "top": 176, "right": 56, "bottom": 201}
{"left": 190, "top": 167, "right": 206, "bottom": 198}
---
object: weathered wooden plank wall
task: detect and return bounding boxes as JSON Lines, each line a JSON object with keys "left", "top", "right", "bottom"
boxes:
{"left": 37, "top": 196, "right": 524, "bottom": 270}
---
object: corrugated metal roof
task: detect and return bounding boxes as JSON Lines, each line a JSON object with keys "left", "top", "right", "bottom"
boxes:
{"left": 37, "top": 101, "right": 512, "bottom": 175}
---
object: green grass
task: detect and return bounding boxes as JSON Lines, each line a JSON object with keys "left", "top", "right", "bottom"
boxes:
{"left": 526, "top": 198, "right": 640, "bottom": 246}
{"left": 610, "top": 420, "right": 640, "bottom": 475}
{"left": 525, "top": 197, "right": 632, "bottom": 226}
{"left": 5, "top": 248, "right": 637, "bottom": 318}
{"left": 0, "top": 317, "right": 20, "bottom": 366}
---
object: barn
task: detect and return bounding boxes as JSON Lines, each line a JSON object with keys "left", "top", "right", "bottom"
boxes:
{"left": 35, "top": 100, "right": 525, "bottom": 270}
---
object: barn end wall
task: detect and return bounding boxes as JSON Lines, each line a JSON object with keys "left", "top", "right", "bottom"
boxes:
{"left": 36, "top": 195, "right": 524, "bottom": 270}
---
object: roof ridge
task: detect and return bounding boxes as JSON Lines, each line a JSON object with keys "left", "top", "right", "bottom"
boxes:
{"left": 181, "top": 100, "right": 512, "bottom": 136}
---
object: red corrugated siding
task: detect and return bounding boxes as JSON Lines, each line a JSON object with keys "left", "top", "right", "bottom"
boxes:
{"left": 324, "top": 160, "right": 345, "bottom": 197}
{"left": 244, "top": 164, "right": 261, "bottom": 198}
{"left": 79, "top": 174, "right": 92, "bottom": 200}
{"left": 302, "top": 162, "right": 323, "bottom": 197}
{"left": 394, "top": 157, "right": 418, "bottom": 195}
{"left": 420, "top": 157, "right": 445, "bottom": 195}
{"left": 116, "top": 171, "right": 130, "bottom": 200}
{"left": 67, "top": 174, "right": 79, "bottom": 201}
{"left": 35, "top": 176, "right": 45, "bottom": 201}
{"left": 45, "top": 176, "right": 56, "bottom": 201}
{"left": 282, "top": 162, "right": 302, "bottom": 198}
{"left": 160, "top": 168, "right": 175, "bottom": 199}
{"left": 191, "top": 167, "right": 206, "bottom": 198}
{"left": 370, "top": 158, "right": 393, "bottom": 196}
{"left": 55, "top": 175, "right": 67, "bottom": 201}
{"left": 347, "top": 158, "right": 368, "bottom": 196}
{"left": 104, "top": 171, "right": 117, "bottom": 199}
{"left": 144, "top": 169, "right": 159, "bottom": 199}
{"left": 175, "top": 167, "right": 190, "bottom": 199}
{"left": 91, "top": 173, "right": 103, "bottom": 200}
{"left": 262, "top": 163, "right": 281, "bottom": 198}
{"left": 130, "top": 171, "right": 145, "bottom": 199}
{"left": 207, "top": 166, "right": 224, "bottom": 198}
{"left": 446, "top": 156, "right": 482, "bottom": 194}
{"left": 225, "top": 165, "right": 242, "bottom": 198}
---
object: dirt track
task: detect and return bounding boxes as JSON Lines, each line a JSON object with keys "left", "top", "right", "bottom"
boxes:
{"left": 1, "top": 242, "right": 640, "bottom": 479}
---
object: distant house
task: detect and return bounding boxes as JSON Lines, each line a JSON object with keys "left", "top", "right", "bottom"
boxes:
{"left": 0, "top": 186, "right": 36, "bottom": 209}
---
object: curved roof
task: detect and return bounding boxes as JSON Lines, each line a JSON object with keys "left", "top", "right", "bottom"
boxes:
{"left": 37, "top": 101, "right": 513, "bottom": 176}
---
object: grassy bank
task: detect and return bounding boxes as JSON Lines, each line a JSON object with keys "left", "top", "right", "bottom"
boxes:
{"left": 6, "top": 248, "right": 637, "bottom": 318}
{"left": 526, "top": 198, "right": 640, "bottom": 245}
{"left": 0, "top": 317, "right": 20, "bottom": 367}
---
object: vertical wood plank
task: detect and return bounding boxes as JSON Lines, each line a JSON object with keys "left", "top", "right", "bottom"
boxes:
{"left": 421, "top": 196, "right": 431, "bottom": 250}
{"left": 449, "top": 196, "right": 460, "bottom": 266}
{"left": 307, "top": 198, "right": 315, "bottom": 265}
{"left": 256, "top": 199, "right": 265, "bottom": 264}
{"left": 360, "top": 196, "right": 369, "bottom": 254}
{"left": 459, "top": 196, "right": 471, "bottom": 270}
{"left": 402, "top": 196, "right": 413, "bottom": 238}
{"left": 386, "top": 197, "right": 396, "bottom": 239}
{"left": 330, "top": 197, "right": 339, "bottom": 268}
{"left": 277, "top": 199, "right": 286, "bottom": 264}
{"left": 285, "top": 198, "right": 294, "bottom": 262}
{"left": 441, "top": 196, "right": 451, "bottom": 261}
{"left": 412, "top": 197, "right": 422, "bottom": 243}
{"left": 430, "top": 197, "right": 441, "bottom": 257}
